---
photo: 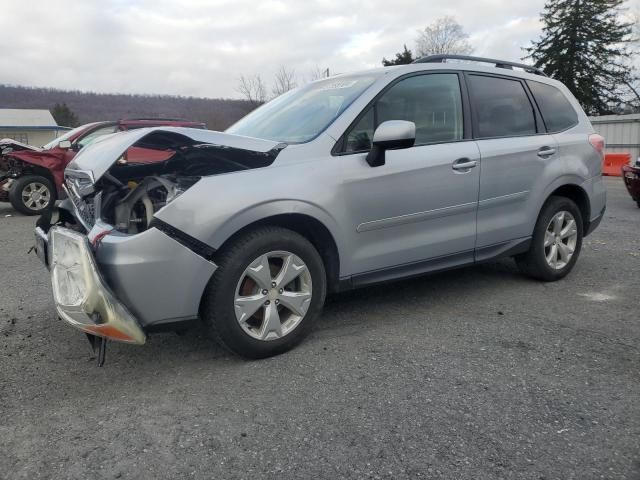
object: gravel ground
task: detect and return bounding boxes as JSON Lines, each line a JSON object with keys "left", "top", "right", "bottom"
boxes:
{"left": 0, "top": 177, "right": 638, "bottom": 480}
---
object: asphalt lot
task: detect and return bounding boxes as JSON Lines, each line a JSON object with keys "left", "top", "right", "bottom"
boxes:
{"left": 0, "top": 177, "right": 638, "bottom": 480}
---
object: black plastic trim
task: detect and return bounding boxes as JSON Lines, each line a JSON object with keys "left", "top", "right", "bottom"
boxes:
{"left": 474, "top": 237, "right": 531, "bottom": 263}
{"left": 149, "top": 218, "right": 216, "bottom": 260}
{"left": 144, "top": 318, "right": 199, "bottom": 333}
{"left": 337, "top": 238, "right": 534, "bottom": 292}
{"left": 349, "top": 250, "right": 474, "bottom": 289}
{"left": 584, "top": 206, "right": 606, "bottom": 237}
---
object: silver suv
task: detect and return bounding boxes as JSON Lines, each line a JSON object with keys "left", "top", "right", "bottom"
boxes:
{"left": 35, "top": 55, "right": 606, "bottom": 360}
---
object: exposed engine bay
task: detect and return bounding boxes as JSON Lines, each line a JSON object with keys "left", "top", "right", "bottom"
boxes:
{"left": 101, "top": 174, "right": 198, "bottom": 234}
{"left": 63, "top": 130, "right": 285, "bottom": 235}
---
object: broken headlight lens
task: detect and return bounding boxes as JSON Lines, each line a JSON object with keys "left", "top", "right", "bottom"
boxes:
{"left": 65, "top": 169, "right": 95, "bottom": 198}
{"left": 50, "top": 230, "right": 89, "bottom": 307}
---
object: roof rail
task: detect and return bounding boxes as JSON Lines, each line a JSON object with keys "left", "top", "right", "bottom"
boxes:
{"left": 413, "top": 54, "right": 547, "bottom": 77}
{"left": 120, "top": 117, "right": 188, "bottom": 122}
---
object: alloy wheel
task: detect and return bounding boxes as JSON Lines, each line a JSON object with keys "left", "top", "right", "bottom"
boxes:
{"left": 544, "top": 211, "right": 578, "bottom": 270}
{"left": 21, "top": 182, "right": 51, "bottom": 211}
{"left": 234, "top": 251, "right": 312, "bottom": 341}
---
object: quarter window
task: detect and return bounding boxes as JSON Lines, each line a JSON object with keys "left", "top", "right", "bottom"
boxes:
{"left": 343, "top": 73, "right": 464, "bottom": 153}
{"left": 527, "top": 80, "right": 578, "bottom": 132}
{"left": 468, "top": 75, "right": 536, "bottom": 139}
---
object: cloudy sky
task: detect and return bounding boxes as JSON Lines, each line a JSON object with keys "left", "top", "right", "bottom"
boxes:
{"left": 0, "top": 0, "right": 638, "bottom": 99}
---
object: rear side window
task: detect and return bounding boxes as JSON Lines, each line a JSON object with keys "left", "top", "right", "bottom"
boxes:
{"left": 468, "top": 75, "right": 536, "bottom": 139}
{"left": 527, "top": 81, "right": 579, "bottom": 132}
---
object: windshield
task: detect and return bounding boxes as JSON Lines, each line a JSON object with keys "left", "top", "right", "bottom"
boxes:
{"left": 226, "top": 74, "right": 379, "bottom": 143}
{"left": 42, "top": 123, "right": 98, "bottom": 150}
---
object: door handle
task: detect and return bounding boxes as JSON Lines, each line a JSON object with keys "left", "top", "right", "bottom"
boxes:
{"left": 452, "top": 158, "right": 477, "bottom": 171}
{"left": 537, "top": 147, "right": 556, "bottom": 158}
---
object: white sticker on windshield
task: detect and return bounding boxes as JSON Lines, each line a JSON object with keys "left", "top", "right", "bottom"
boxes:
{"left": 316, "top": 80, "right": 358, "bottom": 91}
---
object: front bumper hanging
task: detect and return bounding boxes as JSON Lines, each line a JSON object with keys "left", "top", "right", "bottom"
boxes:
{"left": 40, "top": 226, "right": 147, "bottom": 345}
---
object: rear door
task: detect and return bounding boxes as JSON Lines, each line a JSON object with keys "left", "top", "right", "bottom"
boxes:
{"left": 467, "top": 73, "right": 558, "bottom": 254}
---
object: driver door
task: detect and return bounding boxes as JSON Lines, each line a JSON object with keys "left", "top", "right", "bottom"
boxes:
{"left": 335, "top": 73, "right": 480, "bottom": 281}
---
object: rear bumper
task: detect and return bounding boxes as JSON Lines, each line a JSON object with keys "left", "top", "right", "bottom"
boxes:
{"left": 582, "top": 175, "right": 607, "bottom": 237}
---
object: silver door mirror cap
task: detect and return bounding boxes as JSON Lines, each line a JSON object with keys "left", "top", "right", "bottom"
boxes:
{"left": 372, "top": 120, "right": 416, "bottom": 146}
{"left": 58, "top": 140, "right": 72, "bottom": 149}
{"left": 367, "top": 120, "right": 416, "bottom": 167}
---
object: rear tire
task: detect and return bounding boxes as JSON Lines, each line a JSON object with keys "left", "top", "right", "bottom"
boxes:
{"left": 516, "top": 196, "right": 583, "bottom": 282}
{"left": 9, "top": 175, "right": 55, "bottom": 216}
{"left": 201, "top": 226, "right": 327, "bottom": 359}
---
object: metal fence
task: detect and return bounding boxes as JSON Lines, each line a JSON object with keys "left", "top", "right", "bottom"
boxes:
{"left": 589, "top": 114, "right": 640, "bottom": 163}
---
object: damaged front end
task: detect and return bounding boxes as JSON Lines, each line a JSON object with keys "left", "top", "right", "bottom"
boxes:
{"left": 36, "top": 127, "right": 286, "bottom": 351}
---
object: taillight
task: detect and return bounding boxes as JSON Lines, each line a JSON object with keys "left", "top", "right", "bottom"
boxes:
{"left": 589, "top": 134, "right": 605, "bottom": 159}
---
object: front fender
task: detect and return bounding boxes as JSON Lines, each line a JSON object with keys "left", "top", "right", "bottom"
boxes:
{"left": 6, "top": 151, "right": 66, "bottom": 194}
{"left": 157, "top": 195, "right": 344, "bottom": 255}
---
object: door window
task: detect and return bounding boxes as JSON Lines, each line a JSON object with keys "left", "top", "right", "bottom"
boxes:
{"left": 75, "top": 125, "right": 118, "bottom": 149}
{"left": 343, "top": 73, "right": 464, "bottom": 153}
{"left": 468, "top": 75, "right": 536, "bottom": 139}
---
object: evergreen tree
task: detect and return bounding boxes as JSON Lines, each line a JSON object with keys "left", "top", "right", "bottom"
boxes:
{"left": 525, "top": 0, "right": 636, "bottom": 115}
{"left": 382, "top": 45, "right": 415, "bottom": 66}
{"left": 51, "top": 103, "right": 80, "bottom": 127}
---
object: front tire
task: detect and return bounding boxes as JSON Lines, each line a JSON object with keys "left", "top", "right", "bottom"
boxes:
{"left": 201, "top": 226, "right": 327, "bottom": 359}
{"left": 9, "top": 175, "right": 55, "bottom": 216}
{"left": 516, "top": 196, "right": 583, "bottom": 282}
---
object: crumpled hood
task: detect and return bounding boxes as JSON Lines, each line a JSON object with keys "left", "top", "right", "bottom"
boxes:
{"left": 67, "top": 127, "right": 286, "bottom": 182}
{"left": 0, "top": 138, "right": 41, "bottom": 153}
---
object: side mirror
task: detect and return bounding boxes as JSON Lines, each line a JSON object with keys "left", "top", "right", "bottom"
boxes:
{"left": 58, "top": 140, "right": 72, "bottom": 150}
{"left": 366, "top": 120, "right": 416, "bottom": 167}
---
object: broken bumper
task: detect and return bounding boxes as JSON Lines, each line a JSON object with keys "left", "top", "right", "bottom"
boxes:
{"left": 35, "top": 219, "right": 218, "bottom": 344}
{"left": 40, "top": 226, "right": 147, "bottom": 344}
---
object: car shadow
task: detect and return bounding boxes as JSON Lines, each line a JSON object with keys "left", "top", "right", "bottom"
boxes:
{"left": 97, "top": 258, "right": 526, "bottom": 371}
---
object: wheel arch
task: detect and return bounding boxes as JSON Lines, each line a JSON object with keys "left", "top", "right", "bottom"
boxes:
{"left": 212, "top": 213, "right": 342, "bottom": 293}
{"left": 6, "top": 155, "right": 62, "bottom": 196}
{"left": 546, "top": 183, "right": 591, "bottom": 233}
{"left": 12, "top": 164, "right": 59, "bottom": 196}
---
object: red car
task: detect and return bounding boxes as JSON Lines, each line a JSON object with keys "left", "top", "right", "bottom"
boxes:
{"left": 622, "top": 160, "right": 640, "bottom": 208}
{"left": 0, "top": 118, "right": 205, "bottom": 215}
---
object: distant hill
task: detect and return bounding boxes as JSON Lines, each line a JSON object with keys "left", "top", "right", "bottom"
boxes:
{"left": 0, "top": 84, "right": 256, "bottom": 130}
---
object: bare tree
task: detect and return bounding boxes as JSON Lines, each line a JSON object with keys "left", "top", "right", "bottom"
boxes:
{"left": 272, "top": 66, "right": 298, "bottom": 97}
{"left": 237, "top": 74, "right": 267, "bottom": 106}
{"left": 415, "top": 16, "right": 473, "bottom": 58}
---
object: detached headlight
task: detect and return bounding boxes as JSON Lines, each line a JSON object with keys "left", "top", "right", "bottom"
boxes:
{"left": 51, "top": 235, "right": 86, "bottom": 307}
{"left": 50, "top": 227, "right": 146, "bottom": 344}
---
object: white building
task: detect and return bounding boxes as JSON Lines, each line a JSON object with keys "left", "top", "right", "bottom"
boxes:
{"left": 590, "top": 114, "right": 640, "bottom": 163}
{"left": 0, "top": 109, "right": 71, "bottom": 147}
